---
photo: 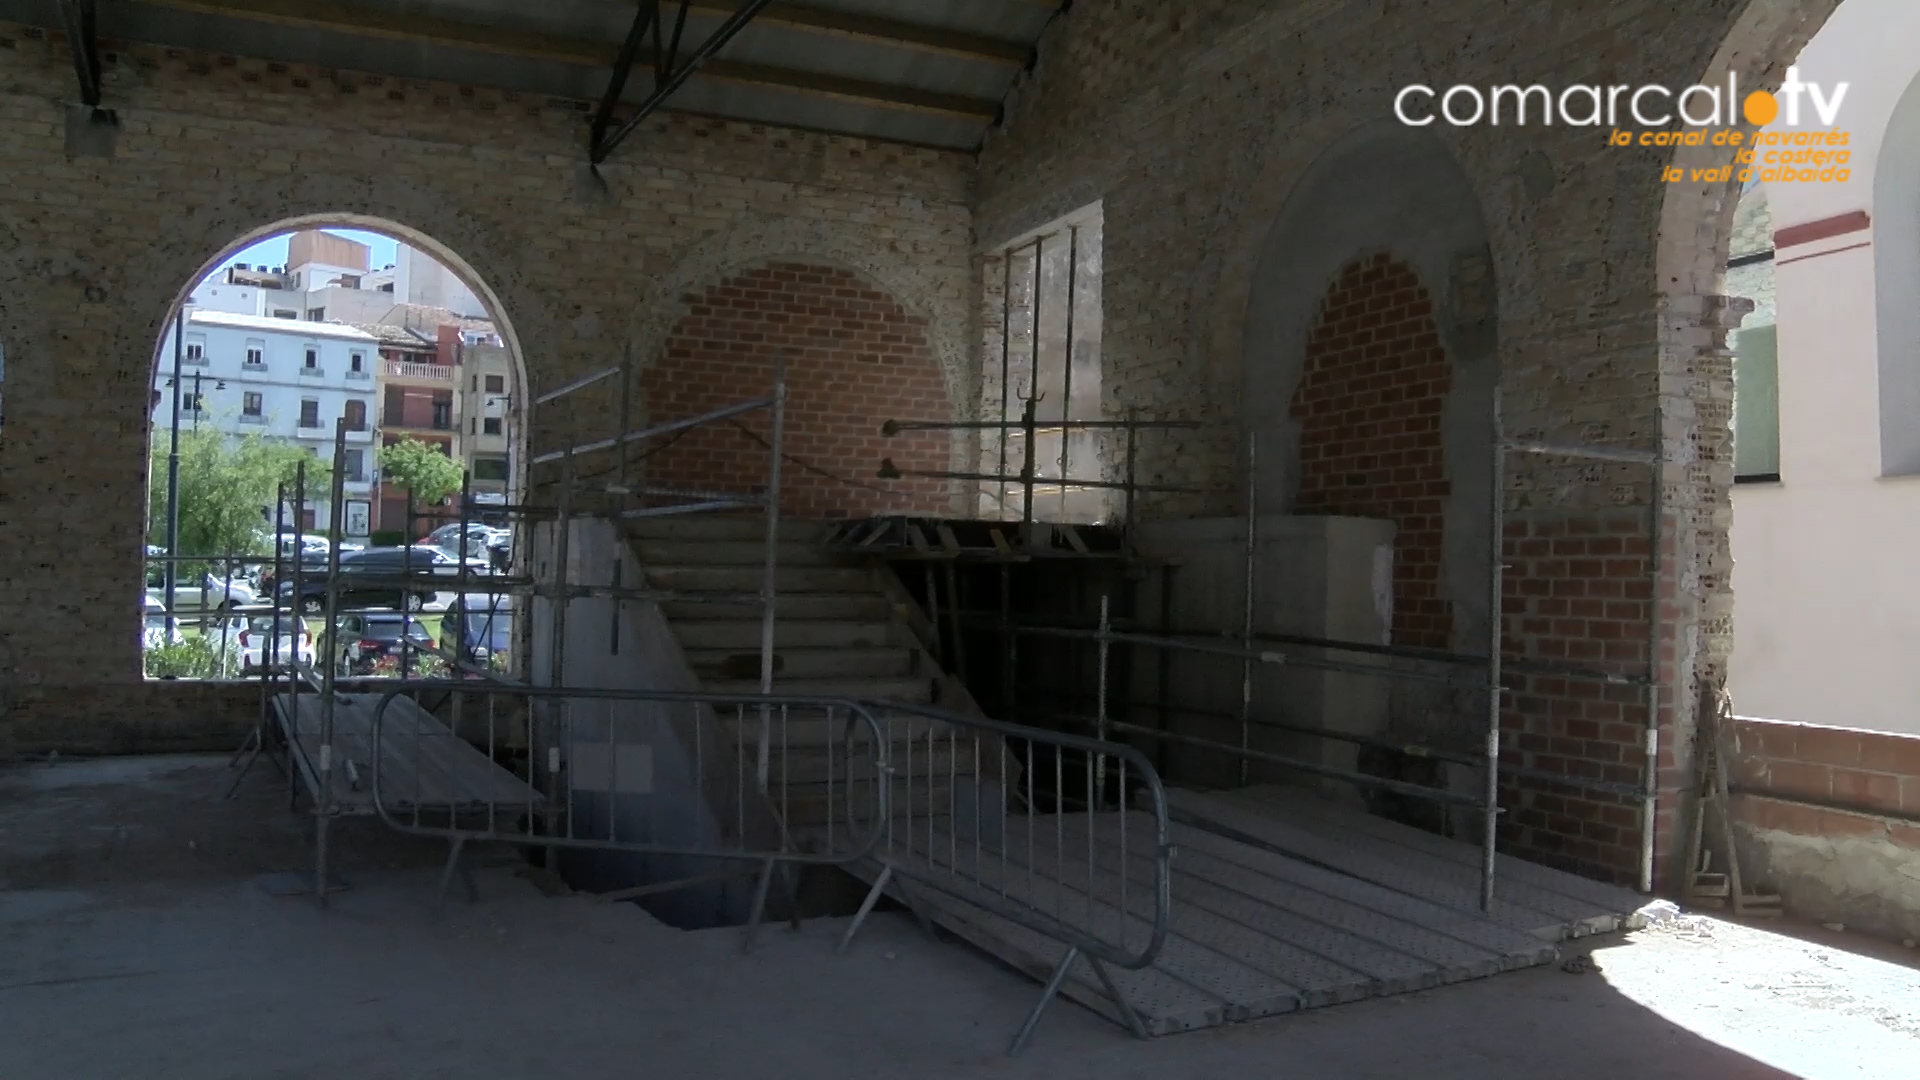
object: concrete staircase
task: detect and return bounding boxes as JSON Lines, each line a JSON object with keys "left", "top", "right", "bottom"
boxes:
{"left": 621, "top": 515, "right": 989, "bottom": 836}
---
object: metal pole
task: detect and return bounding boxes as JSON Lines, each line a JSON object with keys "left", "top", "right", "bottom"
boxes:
{"left": 402, "top": 488, "right": 416, "bottom": 680}
{"left": 1124, "top": 409, "right": 1138, "bottom": 541}
{"left": 1096, "top": 592, "right": 1110, "bottom": 807}
{"left": 547, "top": 447, "right": 574, "bottom": 869}
{"left": 1482, "top": 398, "right": 1506, "bottom": 913}
{"left": 757, "top": 359, "right": 788, "bottom": 791}
{"left": 1021, "top": 396, "right": 1038, "bottom": 538}
{"left": 288, "top": 462, "right": 307, "bottom": 774}
{"left": 997, "top": 251, "right": 1014, "bottom": 520}
{"left": 455, "top": 468, "right": 474, "bottom": 672}
{"left": 315, "top": 419, "right": 349, "bottom": 908}
{"left": 1059, "top": 226, "right": 1077, "bottom": 521}
{"left": 1239, "top": 431, "right": 1257, "bottom": 787}
{"left": 1640, "top": 452, "right": 1665, "bottom": 894}
{"left": 163, "top": 310, "right": 184, "bottom": 638}
{"left": 261, "top": 480, "right": 285, "bottom": 722}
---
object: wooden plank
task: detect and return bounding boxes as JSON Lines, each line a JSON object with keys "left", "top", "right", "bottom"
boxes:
{"left": 1166, "top": 789, "right": 1591, "bottom": 940}
{"left": 1058, "top": 816, "right": 1462, "bottom": 994}
{"left": 1002, "top": 816, "right": 1381, "bottom": 1012}
{"left": 1231, "top": 785, "right": 1646, "bottom": 920}
{"left": 1074, "top": 813, "right": 1550, "bottom": 977}
{"left": 275, "top": 692, "right": 539, "bottom": 814}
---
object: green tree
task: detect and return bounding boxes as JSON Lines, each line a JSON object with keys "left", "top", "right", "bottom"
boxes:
{"left": 378, "top": 437, "right": 465, "bottom": 506}
{"left": 147, "top": 427, "right": 334, "bottom": 567}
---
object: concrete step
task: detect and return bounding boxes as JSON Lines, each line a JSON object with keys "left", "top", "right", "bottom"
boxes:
{"left": 624, "top": 516, "right": 835, "bottom": 542}
{"left": 645, "top": 565, "right": 876, "bottom": 593}
{"left": 685, "top": 646, "right": 920, "bottom": 680}
{"left": 706, "top": 676, "right": 935, "bottom": 705}
{"left": 675, "top": 619, "right": 897, "bottom": 650}
{"left": 661, "top": 593, "right": 895, "bottom": 622}
{"left": 632, "top": 539, "right": 842, "bottom": 567}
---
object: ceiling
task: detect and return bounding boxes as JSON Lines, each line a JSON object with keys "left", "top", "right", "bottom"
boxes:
{"left": 3, "top": 0, "right": 1064, "bottom": 154}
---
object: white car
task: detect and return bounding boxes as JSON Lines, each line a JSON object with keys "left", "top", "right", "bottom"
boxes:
{"left": 237, "top": 614, "right": 315, "bottom": 675}
{"left": 143, "top": 592, "right": 184, "bottom": 649}
{"left": 172, "top": 572, "right": 259, "bottom": 623}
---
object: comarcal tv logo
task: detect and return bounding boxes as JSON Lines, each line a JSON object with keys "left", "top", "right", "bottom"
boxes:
{"left": 1394, "top": 68, "right": 1853, "bottom": 184}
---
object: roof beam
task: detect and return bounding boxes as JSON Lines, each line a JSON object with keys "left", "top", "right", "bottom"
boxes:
{"left": 128, "top": 0, "right": 1006, "bottom": 128}
{"left": 133, "top": 0, "right": 1030, "bottom": 67}
{"left": 57, "top": 0, "right": 102, "bottom": 107}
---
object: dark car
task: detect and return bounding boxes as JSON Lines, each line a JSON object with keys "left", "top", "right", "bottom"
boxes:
{"left": 277, "top": 546, "right": 455, "bottom": 613}
{"left": 326, "top": 611, "right": 438, "bottom": 676}
{"left": 440, "top": 592, "right": 512, "bottom": 670}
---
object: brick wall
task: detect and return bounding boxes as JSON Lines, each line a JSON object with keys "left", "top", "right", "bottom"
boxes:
{"left": 1292, "top": 255, "right": 1452, "bottom": 649}
{"left": 1727, "top": 716, "right": 1920, "bottom": 940}
{"left": 1497, "top": 508, "right": 1657, "bottom": 882}
{"left": 0, "top": 28, "right": 971, "bottom": 754}
{"left": 641, "top": 262, "right": 954, "bottom": 519}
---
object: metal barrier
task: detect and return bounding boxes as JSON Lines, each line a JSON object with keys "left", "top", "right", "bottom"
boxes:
{"left": 367, "top": 683, "right": 890, "bottom": 947}
{"left": 836, "top": 701, "right": 1172, "bottom": 1055}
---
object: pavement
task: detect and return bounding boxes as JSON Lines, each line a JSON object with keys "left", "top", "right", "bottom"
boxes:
{"left": 3, "top": 754, "right": 1917, "bottom": 1080}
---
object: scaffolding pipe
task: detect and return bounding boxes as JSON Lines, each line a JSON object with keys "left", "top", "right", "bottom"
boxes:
{"left": 884, "top": 417, "right": 1202, "bottom": 435}
{"left": 1504, "top": 440, "right": 1659, "bottom": 466}
{"left": 997, "top": 248, "right": 1013, "bottom": 521}
{"left": 534, "top": 395, "right": 775, "bottom": 466}
{"left": 315, "top": 421, "right": 350, "bottom": 908}
{"left": 1482, "top": 399, "right": 1506, "bottom": 914}
{"left": 1641, "top": 452, "right": 1665, "bottom": 894}
{"left": 756, "top": 361, "right": 787, "bottom": 791}
{"left": 1240, "top": 432, "right": 1257, "bottom": 787}
{"left": 532, "top": 364, "right": 620, "bottom": 407}
{"left": 1060, "top": 225, "right": 1077, "bottom": 523}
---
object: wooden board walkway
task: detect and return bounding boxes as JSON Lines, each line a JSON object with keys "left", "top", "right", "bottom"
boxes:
{"left": 827, "top": 789, "right": 1585, "bottom": 1037}
{"left": 1166, "top": 786, "right": 1647, "bottom": 941}
{"left": 273, "top": 692, "right": 540, "bottom": 816}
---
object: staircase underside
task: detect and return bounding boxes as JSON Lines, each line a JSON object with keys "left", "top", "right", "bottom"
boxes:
{"left": 828, "top": 784, "right": 1645, "bottom": 1038}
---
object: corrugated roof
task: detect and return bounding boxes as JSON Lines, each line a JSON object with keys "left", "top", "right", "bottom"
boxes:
{"left": 7, "top": 0, "right": 1063, "bottom": 153}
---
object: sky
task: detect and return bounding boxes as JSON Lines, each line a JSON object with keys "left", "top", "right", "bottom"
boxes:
{"left": 204, "top": 228, "right": 401, "bottom": 284}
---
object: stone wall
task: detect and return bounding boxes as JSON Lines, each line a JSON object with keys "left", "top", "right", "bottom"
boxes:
{"left": 0, "top": 26, "right": 972, "bottom": 755}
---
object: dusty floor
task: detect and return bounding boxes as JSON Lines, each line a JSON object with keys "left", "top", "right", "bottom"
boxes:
{"left": 3, "top": 755, "right": 1918, "bottom": 1079}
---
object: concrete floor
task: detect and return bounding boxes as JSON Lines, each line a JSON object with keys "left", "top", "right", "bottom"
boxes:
{"left": 3, "top": 755, "right": 1918, "bottom": 1079}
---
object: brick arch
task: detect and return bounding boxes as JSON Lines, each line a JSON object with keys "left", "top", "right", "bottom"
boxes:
{"left": 1291, "top": 254, "right": 1452, "bottom": 649}
{"left": 641, "top": 261, "right": 953, "bottom": 519}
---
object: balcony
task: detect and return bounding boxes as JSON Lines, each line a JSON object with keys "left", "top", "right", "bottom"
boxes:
{"left": 238, "top": 413, "right": 267, "bottom": 426}
{"left": 385, "top": 359, "right": 453, "bottom": 382}
{"left": 346, "top": 368, "right": 372, "bottom": 381}
{"left": 344, "top": 425, "right": 373, "bottom": 443}
{"left": 298, "top": 366, "right": 325, "bottom": 379}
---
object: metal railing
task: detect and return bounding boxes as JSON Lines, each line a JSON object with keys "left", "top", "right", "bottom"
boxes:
{"left": 367, "top": 683, "right": 890, "bottom": 945}
{"left": 836, "top": 701, "right": 1171, "bottom": 1055}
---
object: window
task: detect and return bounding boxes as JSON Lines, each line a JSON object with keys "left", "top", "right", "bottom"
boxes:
{"left": 307, "top": 308, "right": 324, "bottom": 322}
{"left": 184, "top": 335, "right": 205, "bottom": 363}
{"left": 303, "top": 347, "right": 319, "bottom": 370}
{"left": 431, "top": 400, "right": 452, "bottom": 430}
{"left": 344, "top": 399, "right": 367, "bottom": 431}
{"left": 273, "top": 309, "right": 297, "bottom": 320}
{"left": 299, "top": 399, "right": 320, "bottom": 429}
{"left": 343, "top": 449, "right": 366, "bottom": 483}
{"left": 473, "top": 455, "right": 510, "bottom": 482}
{"left": 349, "top": 351, "right": 365, "bottom": 374}
{"left": 485, "top": 374, "right": 505, "bottom": 393}
{"left": 469, "top": 417, "right": 477, "bottom": 435}
{"left": 483, "top": 417, "right": 502, "bottom": 436}
{"left": 244, "top": 340, "right": 265, "bottom": 366}
{"left": 1733, "top": 325, "right": 1781, "bottom": 481}
{"left": 181, "top": 392, "right": 204, "bottom": 413}
{"left": 243, "top": 392, "right": 263, "bottom": 417}
{"left": 470, "top": 374, "right": 478, "bottom": 392}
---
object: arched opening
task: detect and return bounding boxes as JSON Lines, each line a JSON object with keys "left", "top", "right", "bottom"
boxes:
{"left": 640, "top": 259, "right": 957, "bottom": 519}
{"left": 142, "top": 218, "right": 530, "bottom": 681}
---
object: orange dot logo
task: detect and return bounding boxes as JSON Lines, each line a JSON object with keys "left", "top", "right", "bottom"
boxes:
{"left": 1744, "top": 90, "right": 1779, "bottom": 126}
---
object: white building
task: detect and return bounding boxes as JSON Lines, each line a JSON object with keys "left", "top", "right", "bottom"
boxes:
{"left": 188, "top": 230, "right": 486, "bottom": 323}
{"left": 152, "top": 310, "right": 379, "bottom": 537}
{"left": 1725, "top": 0, "right": 1920, "bottom": 736}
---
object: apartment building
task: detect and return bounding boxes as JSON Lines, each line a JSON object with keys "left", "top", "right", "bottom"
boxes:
{"left": 151, "top": 310, "right": 378, "bottom": 534}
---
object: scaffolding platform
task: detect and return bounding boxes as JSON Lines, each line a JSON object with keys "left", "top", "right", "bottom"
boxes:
{"left": 271, "top": 691, "right": 541, "bottom": 815}
{"left": 836, "top": 786, "right": 1645, "bottom": 1038}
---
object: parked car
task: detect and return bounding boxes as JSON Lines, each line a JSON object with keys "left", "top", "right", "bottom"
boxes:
{"left": 276, "top": 545, "right": 462, "bottom": 613}
{"left": 322, "top": 611, "right": 438, "bottom": 676}
{"left": 440, "top": 592, "right": 512, "bottom": 670}
{"left": 140, "top": 570, "right": 258, "bottom": 624}
{"left": 142, "top": 592, "right": 184, "bottom": 649}
{"left": 237, "top": 614, "right": 315, "bottom": 675}
{"left": 420, "top": 523, "right": 501, "bottom": 562}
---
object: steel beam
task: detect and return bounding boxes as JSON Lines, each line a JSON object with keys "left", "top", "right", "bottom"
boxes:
{"left": 57, "top": 0, "right": 102, "bottom": 107}
{"left": 592, "top": 0, "right": 775, "bottom": 163}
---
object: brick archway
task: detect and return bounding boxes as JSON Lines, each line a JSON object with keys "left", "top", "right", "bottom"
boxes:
{"left": 641, "top": 261, "right": 954, "bottom": 519}
{"left": 1291, "top": 254, "right": 1453, "bottom": 649}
